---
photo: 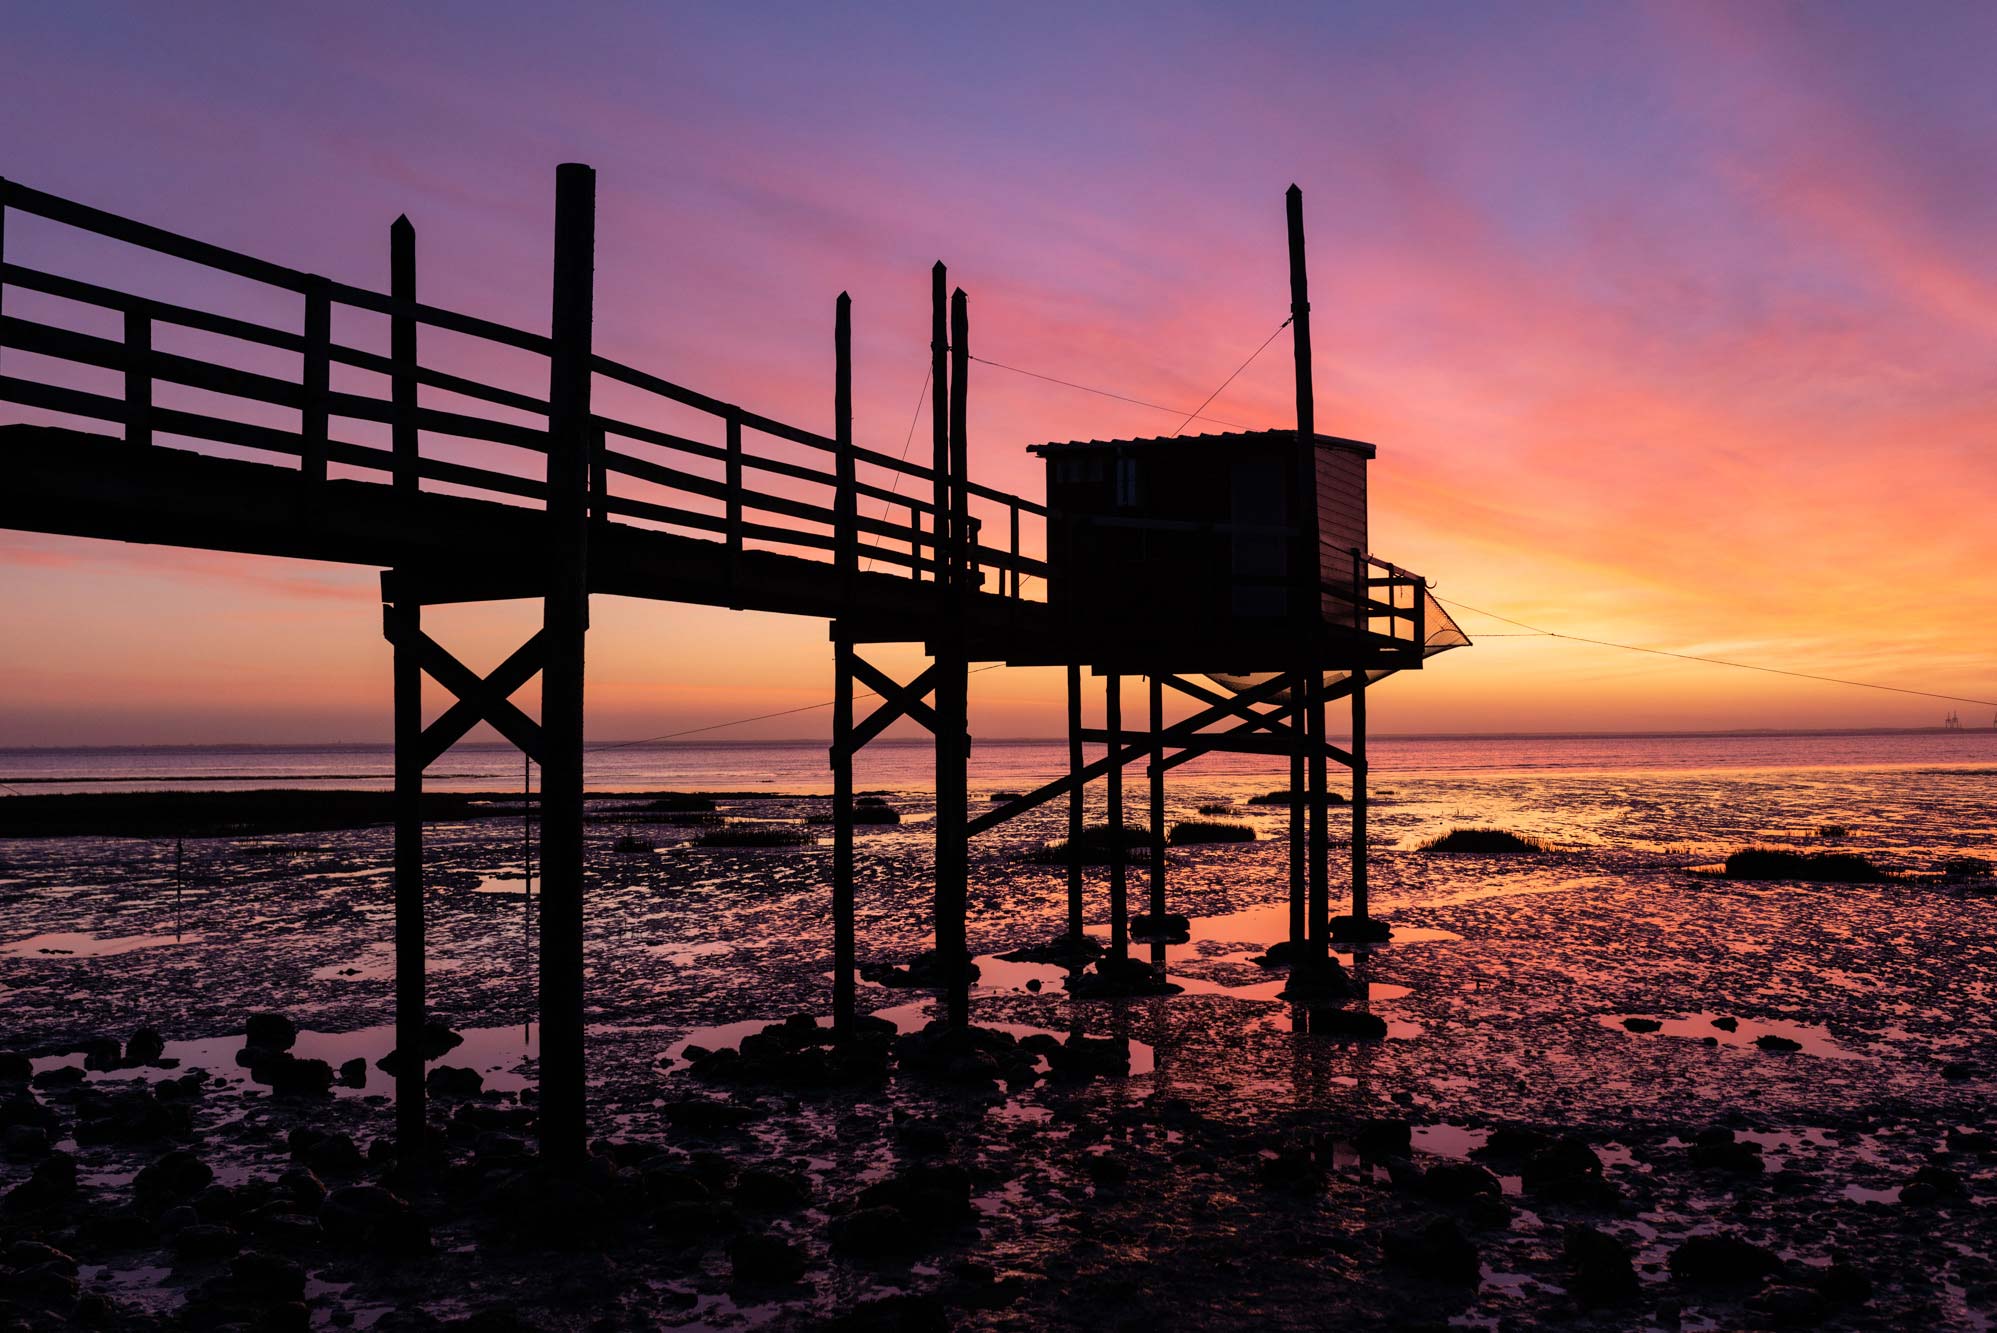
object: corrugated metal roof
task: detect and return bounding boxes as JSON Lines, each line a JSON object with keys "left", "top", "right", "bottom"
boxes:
{"left": 1026, "top": 429, "right": 1376, "bottom": 458}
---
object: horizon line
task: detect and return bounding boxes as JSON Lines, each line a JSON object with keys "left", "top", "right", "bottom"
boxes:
{"left": 2, "top": 723, "right": 1993, "bottom": 754}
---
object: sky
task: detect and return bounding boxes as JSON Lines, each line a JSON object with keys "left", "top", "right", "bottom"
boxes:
{"left": 1, "top": 1, "right": 1993, "bottom": 745}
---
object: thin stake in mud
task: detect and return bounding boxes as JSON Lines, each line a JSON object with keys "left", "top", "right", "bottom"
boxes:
{"left": 523, "top": 752, "right": 532, "bottom": 954}
{"left": 175, "top": 836, "right": 183, "bottom": 939}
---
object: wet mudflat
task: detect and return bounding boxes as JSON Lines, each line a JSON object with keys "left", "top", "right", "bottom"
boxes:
{"left": 1, "top": 756, "right": 1994, "bottom": 1330}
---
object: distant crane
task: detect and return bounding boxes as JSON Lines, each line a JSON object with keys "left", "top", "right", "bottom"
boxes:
{"left": 1944, "top": 710, "right": 1962, "bottom": 730}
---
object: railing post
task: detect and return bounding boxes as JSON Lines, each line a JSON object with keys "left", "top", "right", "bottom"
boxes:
{"left": 390, "top": 215, "right": 417, "bottom": 495}
{"left": 301, "top": 278, "right": 330, "bottom": 484}
{"left": 834, "top": 292, "right": 855, "bottom": 594}
{"left": 724, "top": 411, "right": 743, "bottom": 591}
{"left": 123, "top": 309, "right": 152, "bottom": 448}
{"left": 1009, "top": 504, "right": 1020, "bottom": 599}
{"left": 539, "top": 162, "right": 596, "bottom": 1167}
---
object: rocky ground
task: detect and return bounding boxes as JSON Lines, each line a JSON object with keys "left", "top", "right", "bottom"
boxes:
{"left": 2, "top": 764, "right": 1994, "bottom": 1330}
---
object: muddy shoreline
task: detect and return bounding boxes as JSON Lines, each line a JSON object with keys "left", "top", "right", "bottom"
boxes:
{"left": 3, "top": 764, "right": 1995, "bottom": 1329}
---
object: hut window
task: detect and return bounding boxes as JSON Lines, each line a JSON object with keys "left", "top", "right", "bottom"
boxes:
{"left": 1115, "top": 456, "right": 1139, "bottom": 508}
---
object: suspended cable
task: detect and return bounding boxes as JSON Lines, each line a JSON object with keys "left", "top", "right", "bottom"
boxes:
{"left": 862, "top": 366, "right": 931, "bottom": 575}
{"left": 587, "top": 663, "right": 1010, "bottom": 751}
{"left": 968, "top": 354, "right": 1252, "bottom": 430}
{"left": 1438, "top": 596, "right": 1997, "bottom": 708}
{"left": 1168, "top": 316, "right": 1292, "bottom": 438}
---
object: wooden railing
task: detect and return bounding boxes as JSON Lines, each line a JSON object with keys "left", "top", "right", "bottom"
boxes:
{"left": 0, "top": 178, "right": 1048, "bottom": 599}
{"left": 1327, "top": 552, "right": 1426, "bottom": 647}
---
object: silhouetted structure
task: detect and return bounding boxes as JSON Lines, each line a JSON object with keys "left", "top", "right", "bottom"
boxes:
{"left": 0, "top": 169, "right": 1461, "bottom": 1166}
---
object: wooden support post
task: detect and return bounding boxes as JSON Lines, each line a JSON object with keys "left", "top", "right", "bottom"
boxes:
{"left": 934, "top": 653, "right": 969, "bottom": 1028}
{"left": 387, "top": 593, "right": 425, "bottom": 1160}
{"left": 1288, "top": 671, "right": 1306, "bottom": 952}
{"left": 929, "top": 262, "right": 949, "bottom": 588}
{"left": 301, "top": 279, "right": 329, "bottom": 484}
{"left": 1148, "top": 675, "right": 1166, "bottom": 921}
{"left": 390, "top": 215, "right": 417, "bottom": 496}
{"left": 1352, "top": 668, "right": 1369, "bottom": 924}
{"left": 1307, "top": 666, "right": 1331, "bottom": 967}
{"left": 1065, "top": 662, "right": 1085, "bottom": 943}
{"left": 1106, "top": 674, "right": 1127, "bottom": 961}
{"left": 123, "top": 309, "right": 151, "bottom": 448}
{"left": 587, "top": 426, "right": 606, "bottom": 525}
{"left": 539, "top": 162, "right": 595, "bottom": 1164}
{"left": 831, "top": 633, "right": 856, "bottom": 1035}
{"left": 834, "top": 293, "right": 855, "bottom": 595}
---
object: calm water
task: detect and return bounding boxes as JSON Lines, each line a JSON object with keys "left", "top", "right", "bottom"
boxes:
{"left": 1, "top": 729, "right": 1993, "bottom": 795}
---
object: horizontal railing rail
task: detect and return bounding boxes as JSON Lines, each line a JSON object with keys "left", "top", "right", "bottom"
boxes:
{"left": 0, "top": 178, "right": 1048, "bottom": 602}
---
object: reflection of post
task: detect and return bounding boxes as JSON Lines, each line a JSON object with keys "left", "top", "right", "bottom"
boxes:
{"left": 1106, "top": 675, "right": 1127, "bottom": 961}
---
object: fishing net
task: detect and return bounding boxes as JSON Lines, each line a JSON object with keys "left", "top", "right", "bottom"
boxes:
{"left": 1205, "top": 586, "right": 1469, "bottom": 700}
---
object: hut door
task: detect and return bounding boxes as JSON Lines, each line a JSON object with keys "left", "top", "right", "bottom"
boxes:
{"left": 1230, "top": 458, "right": 1286, "bottom": 618}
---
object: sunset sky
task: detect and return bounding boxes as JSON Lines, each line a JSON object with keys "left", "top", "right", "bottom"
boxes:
{"left": 2, "top": 2, "right": 1993, "bottom": 745}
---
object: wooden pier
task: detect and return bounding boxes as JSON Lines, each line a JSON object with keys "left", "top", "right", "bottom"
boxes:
{"left": 0, "top": 167, "right": 1458, "bottom": 1165}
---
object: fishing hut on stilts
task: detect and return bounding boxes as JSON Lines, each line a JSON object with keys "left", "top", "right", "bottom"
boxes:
{"left": 0, "top": 168, "right": 1465, "bottom": 1170}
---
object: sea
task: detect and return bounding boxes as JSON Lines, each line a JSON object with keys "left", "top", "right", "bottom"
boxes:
{"left": 1, "top": 729, "right": 1992, "bottom": 797}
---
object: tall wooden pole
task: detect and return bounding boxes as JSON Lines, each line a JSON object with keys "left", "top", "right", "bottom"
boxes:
{"left": 389, "top": 593, "right": 425, "bottom": 1160}
{"left": 1148, "top": 675, "right": 1166, "bottom": 921}
{"left": 1065, "top": 662, "right": 1085, "bottom": 944}
{"left": 831, "top": 633, "right": 856, "bottom": 1035}
{"left": 930, "top": 262, "right": 949, "bottom": 586}
{"left": 949, "top": 288, "right": 971, "bottom": 587}
{"left": 932, "top": 282, "right": 971, "bottom": 1028}
{"left": 390, "top": 216, "right": 417, "bottom": 496}
{"left": 1106, "top": 675, "right": 1127, "bottom": 961}
{"left": 539, "top": 162, "right": 595, "bottom": 1164}
{"left": 1285, "top": 185, "right": 1318, "bottom": 628}
{"left": 834, "top": 293, "right": 855, "bottom": 592}
{"left": 832, "top": 294, "right": 857, "bottom": 1034}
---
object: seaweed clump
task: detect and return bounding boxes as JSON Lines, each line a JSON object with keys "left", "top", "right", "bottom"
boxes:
{"left": 1247, "top": 789, "right": 1345, "bottom": 807}
{"left": 1168, "top": 819, "right": 1256, "bottom": 846}
{"left": 699, "top": 823, "right": 815, "bottom": 848}
{"left": 1722, "top": 848, "right": 1884, "bottom": 883}
{"left": 1031, "top": 823, "right": 1151, "bottom": 865}
{"left": 1420, "top": 828, "right": 1548, "bottom": 855}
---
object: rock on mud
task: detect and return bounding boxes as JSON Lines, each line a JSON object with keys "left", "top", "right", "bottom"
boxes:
{"left": 1668, "top": 1232, "right": 1782, "bottom": 1285}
